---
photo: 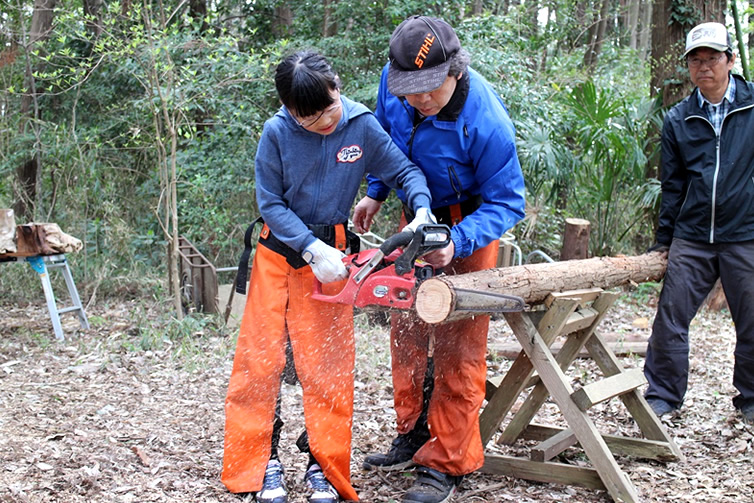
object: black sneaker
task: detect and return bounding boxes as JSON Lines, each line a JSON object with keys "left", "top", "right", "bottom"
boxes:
{"left": 646, "top": 398, "right": 678, "bottom": 417}
{"left": 363, "top": 432, "right": 428, "bottom": 471}
{"left": 737, "top": 401, "right": 754, "bottom": 422}
{"left": 304, "top": 464, "right": 339, "bottom": 503}
{"left": 402, "top": 466, "right": 462, "bottom": 503}
{"left": 256, "top": 459, "right": 287, "bottom": 503}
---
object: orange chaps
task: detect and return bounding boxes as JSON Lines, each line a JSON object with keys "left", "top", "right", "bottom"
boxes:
{"left": 390, "top": 241, "right": 498, "bottom": 476}
{"left": 222, "top": 243, "right": 358, "bottom": 501}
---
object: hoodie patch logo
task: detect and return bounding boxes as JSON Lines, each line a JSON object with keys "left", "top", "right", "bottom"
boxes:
{"left": 337, "top": 145, "right": 363, "bottom": 163}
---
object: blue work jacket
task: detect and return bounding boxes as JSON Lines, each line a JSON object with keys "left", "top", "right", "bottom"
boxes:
{"left": 367, "top": 65, "right": 525, "bottom": 258}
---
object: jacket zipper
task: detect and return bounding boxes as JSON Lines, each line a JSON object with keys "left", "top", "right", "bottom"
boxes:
{"left": 399, "top": 98, "right": 421, "bottom": 162}
{"left": 686, "top": 102, "right": 754, "bottom": 244}
{"left": 407, "top": 122, "right": 420, "bottom": 161}
{"left": 710, "top": 136, "right": 720, "bottom": 243}
{"left": 448, "top": 165, "right": 463, "bottom": 200}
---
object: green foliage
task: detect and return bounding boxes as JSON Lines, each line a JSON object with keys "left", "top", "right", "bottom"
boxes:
{"left": 628, "top": 280, "right": 663, "bottom": 305}
{"left": 1, "top": 0, "right": 673, "bottom": 306}
{"left": 668, "top": 0, "right": 701, "bottom": 28}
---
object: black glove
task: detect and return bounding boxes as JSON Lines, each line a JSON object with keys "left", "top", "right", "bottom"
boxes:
{"left": 646, "top": 242, "right": 669, "bottom": 254}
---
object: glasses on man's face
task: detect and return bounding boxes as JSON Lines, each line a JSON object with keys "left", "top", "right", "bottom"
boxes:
{"left": 687, "top": 53, "right": 726, "bottom": 69}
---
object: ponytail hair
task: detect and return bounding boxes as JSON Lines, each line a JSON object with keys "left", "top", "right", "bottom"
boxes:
{"left": 275, "top": 50, "right": 341, "bottom": 118}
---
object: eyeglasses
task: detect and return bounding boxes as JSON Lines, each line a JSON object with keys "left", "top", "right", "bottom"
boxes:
{"left": 293, "top": 92, "right": 342, "bottom": 128}
{"left": 687, "top": 53, "right": 726, "bottom": 69}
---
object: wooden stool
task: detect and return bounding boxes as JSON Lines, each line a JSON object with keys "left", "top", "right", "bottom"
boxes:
{"left": 479, "top": 288, "right": 683, "bottom": 502}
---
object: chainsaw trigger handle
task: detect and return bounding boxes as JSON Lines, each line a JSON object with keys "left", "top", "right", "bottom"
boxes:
{"left": 394, "top": 224, "right": 452, "bottom": 275}
{"left": 379, "top": 231, "right": 414, "bottom": 256}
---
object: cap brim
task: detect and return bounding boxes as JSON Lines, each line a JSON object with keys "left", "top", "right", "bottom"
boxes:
{"left": 387, "top": 60, "right": 452, "bottom": 96}
{"left": 683, "top": 42, "right": 729, "bottom": 57}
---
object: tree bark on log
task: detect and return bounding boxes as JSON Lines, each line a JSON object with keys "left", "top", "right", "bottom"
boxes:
{"left": 415, "top": 253, "right": 667, "bottom": 324}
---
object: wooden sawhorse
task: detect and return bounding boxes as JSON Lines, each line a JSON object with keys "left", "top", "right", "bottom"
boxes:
{"left": 479, "top": 289, "right": 683, "bottom": 502}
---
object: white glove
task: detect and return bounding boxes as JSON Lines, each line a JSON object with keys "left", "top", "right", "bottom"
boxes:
{"left": 403, "top": 207, "right": 437, "bottom": 235}
{"left": 303, "top": 239, "right": 348, "bottom": 284}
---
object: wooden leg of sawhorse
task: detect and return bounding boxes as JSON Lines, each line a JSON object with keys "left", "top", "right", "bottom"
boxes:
{"left": 502, "top": 310, "right": 641, "bottom": 503}
{"left": 585, "top": 332, "right": 684, "bottom": 460}
{"left": 480, "top": 297, "right": 582, "bottom": 444}
{"left": 497, "top": 293, "right": 619, "bottom": 445}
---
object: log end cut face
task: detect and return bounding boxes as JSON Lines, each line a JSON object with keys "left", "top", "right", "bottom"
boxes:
{"left": 415, "top": 278, "right": 455, "bottom": 324}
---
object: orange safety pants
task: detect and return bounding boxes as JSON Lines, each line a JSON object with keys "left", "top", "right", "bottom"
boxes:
{"left": 390, "top": 240, "right": 498, "bottom": 476}
{"left": 222, "top": 243, "right": 358, "bottom": 501}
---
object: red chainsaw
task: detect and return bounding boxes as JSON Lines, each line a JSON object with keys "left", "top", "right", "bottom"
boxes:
{"left": 312, "top": 224, "right": 452, "bottom": 310}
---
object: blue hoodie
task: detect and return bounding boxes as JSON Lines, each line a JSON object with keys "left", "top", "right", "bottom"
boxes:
{"left": 255, "top": 95, "right": 432, "bottom": 253}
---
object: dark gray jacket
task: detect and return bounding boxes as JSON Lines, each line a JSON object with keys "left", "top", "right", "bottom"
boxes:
{"left": 657, "top": 74, "right": 754, "bottom": 245}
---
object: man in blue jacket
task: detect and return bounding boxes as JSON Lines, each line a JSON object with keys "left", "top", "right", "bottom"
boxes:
{"left": 353, "top": 16, "right": 526, "bottom": 503}
{"left": 644, "top": 22, "right": 754, "bottom": 423}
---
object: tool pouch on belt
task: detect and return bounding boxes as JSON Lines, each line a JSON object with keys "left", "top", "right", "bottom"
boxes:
{"left": 234, "top": 217, "right": 360, "bottom": 295}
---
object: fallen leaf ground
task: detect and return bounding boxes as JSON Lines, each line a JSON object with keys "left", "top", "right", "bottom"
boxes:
{"left": 1, "top": 288, "right": 752, "bottom": 503}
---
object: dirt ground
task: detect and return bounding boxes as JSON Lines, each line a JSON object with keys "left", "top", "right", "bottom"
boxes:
{"left": 1, "top": 289, "right": 753, "bottom": 503}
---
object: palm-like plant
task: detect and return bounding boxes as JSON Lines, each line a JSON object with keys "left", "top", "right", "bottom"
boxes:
{"left": 561, "top": 80, "right": 659, "bottom": 255}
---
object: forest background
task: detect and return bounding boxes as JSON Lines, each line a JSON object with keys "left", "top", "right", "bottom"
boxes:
{"left": 1, "top": 0, "right": 753, "bottom": 315}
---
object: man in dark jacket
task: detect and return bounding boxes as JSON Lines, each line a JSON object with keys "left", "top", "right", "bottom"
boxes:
{"left": 644, "top": 21, "right": 754, "bottom": 423}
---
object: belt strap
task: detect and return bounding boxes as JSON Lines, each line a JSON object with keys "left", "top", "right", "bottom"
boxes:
{"left": 335, "top": 223, "right": 346, "bottom": 251}
{"left": 449, "top": 203, "right": 463, "bottom": 226}
{"left": 240, "top": 221, "right": 357, "bottom": 289}
{"left": 235, "top": 216, "right": 264, "bottom": 295}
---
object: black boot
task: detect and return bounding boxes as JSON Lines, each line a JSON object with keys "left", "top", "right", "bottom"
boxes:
{"left": 364, "top": 358, "right": 434, "bottom": 471}
{"left": 402, "top": 466, "right": 462, "bottom": 503}
{"left": 362, "top": 427, "right": 430, "bottom": 471}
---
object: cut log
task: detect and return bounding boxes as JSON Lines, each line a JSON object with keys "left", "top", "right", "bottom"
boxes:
{"left": 560, "top": 218, "right": 590, "bottom": 260}
{"left": 0, "top": 223, "right": 83, "bottom": 258}
{"left": 31, "top": 222, "right": 83, "bottom": 254}
{"left": 0, "top": 209, "right": 16, "bottom": 254}
{"left": 415, "top": 253, "right": 667, "bottom": 324}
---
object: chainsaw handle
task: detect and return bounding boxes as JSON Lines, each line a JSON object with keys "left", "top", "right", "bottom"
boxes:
{"left": 394, "top": 224, "right": 452, "bottom": 275}
{"left": 311, "top": 255, "right": 359, "bottom": 304}
{"left": 379, "top": 230, "right": 414, "bottom": 257}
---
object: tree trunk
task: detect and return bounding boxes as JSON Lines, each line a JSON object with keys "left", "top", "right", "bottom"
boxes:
{"left": 583, "top": 0, "right": 609, "bottom": 70}
{"left": 650, "top": 0, "right": 725, "bottom": 106}
{"left": 273, "top": 4, "right": 293, "bottom": 38}
{"left": 14, "top": 0, "right": 57, "bottom": 220}
{"left": 415, "top": 252, "right": 667, "bottom": 323}
{"left": 627, "top": 0, "right": 640, "bottom": 50}
{"left": 142, "top": 2, "right": 183, "bottom": 319}
{"left": 323, "top": 0, "right": 337, "bottom": 37}
{"left": 561, "top": 218, "right": 591, "bottom": 260}
{"left": 638, "top": 0, "right": 652, "bottom": 59}
{"left": 2, "top": 222, "right": 83, "bottom": 258}
{"left": 705, "top": 279, "right": 728, "bottom": 311}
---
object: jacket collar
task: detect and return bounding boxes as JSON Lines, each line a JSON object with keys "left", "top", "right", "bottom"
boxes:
{"left": 437, "top": 71, "right": 470, "bottom": 121}
{"left": 688, "top": 73, "right": 753, "bottom": 114}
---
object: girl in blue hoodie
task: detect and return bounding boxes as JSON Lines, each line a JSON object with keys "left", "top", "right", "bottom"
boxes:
{"left": 221, "top": 51, "right": 433, "bottom": 503}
